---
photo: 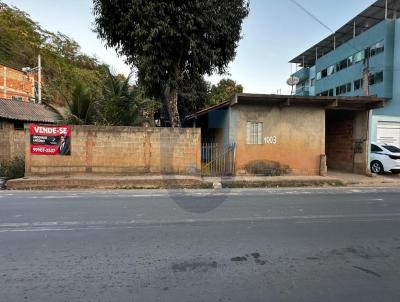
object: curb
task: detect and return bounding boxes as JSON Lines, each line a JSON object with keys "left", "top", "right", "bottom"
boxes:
{"left": 6, "top": 177, "right": 345, "bottom": 190}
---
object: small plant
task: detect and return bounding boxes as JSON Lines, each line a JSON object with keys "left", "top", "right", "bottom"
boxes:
{"left": 244, "top": 160, "right": 290, "bottom": 176}
{"left": 0, "top": 156, "right": 25, "bottom": 179}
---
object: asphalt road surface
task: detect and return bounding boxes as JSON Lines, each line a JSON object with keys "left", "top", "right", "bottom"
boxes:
{"left": 1, "top": 187, "right": 400, "bottom": 302}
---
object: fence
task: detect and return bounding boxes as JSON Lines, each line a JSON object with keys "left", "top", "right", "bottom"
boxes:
{"left": 201, "top": 143, "right": 236, "bottom": 177}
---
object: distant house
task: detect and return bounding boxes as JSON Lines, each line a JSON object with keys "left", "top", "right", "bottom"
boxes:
{"left": 0, "top": 64, "right": 36, "bottom": 102}
{"left": 186, "top": 93, "right": 384, "bottom": 176}
{"left": 0, "top": 98, "right": 61, "bottom": 163}
{"left": 0, "top": 97, "right": 61, "bottom": 130}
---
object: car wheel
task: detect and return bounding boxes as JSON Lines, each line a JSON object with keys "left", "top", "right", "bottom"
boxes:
{"left": 370, "top": 160, "right": 384, "bottom": 174}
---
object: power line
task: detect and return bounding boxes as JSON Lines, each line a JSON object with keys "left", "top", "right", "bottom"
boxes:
{"left": 288, "top": 0, "right": 334, "bottom": 33}
{"left": 288, "top": 0, "right": 360, "bottom": 54}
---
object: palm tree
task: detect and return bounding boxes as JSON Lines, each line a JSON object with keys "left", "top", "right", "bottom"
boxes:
{"left": 96, "top": 68, "right": 153, "bottom": 126}
{"left": 65, "top": 83, "right": 94, "bottom": 124}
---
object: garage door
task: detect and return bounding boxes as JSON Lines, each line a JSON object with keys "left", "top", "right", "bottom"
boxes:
{"left": 377, "top": 121, "right": 400, "bottom": 147}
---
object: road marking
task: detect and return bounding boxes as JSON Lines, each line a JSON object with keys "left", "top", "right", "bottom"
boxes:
{"left": 1, "top": 212, "right": 400, "bottom": 233}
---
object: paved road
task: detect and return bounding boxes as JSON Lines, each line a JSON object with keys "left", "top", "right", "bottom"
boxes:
{"left": 1, "top": 187, "right": 400, "bottom": 302}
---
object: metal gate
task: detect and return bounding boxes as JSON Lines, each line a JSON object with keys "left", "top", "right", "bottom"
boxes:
{"left": 201, "top": 143, "right": 236, "bottom": 176}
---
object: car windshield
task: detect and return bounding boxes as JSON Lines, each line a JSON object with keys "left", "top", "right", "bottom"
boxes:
{"left": 383, "top": 145, "right": 400, "bottom": 153}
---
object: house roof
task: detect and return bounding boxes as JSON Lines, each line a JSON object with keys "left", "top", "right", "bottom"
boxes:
{"left": 185, "top": 93, "right": 384, "bottom": 120}
{"left": 0, "top": 98, "right": 61, "bottom": 123}
{"left": 290, "top": 0, "right": 399, "bottom": 67}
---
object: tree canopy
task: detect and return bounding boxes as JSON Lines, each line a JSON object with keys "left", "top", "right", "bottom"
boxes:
{"left": 93, "top": 0, "right": 249, "bottom": 127}
{"left": 0, "top": 1, "right": 106, "bottom": 105}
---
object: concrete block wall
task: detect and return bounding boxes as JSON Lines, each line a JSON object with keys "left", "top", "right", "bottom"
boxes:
{"left": 25, "top": 125, "right": 201, "bottom": 176}
{"left": 0, "top": 121, "right": 25, "bottom": 163}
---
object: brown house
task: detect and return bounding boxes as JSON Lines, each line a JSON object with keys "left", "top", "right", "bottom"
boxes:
{"left": 0, "top": 64, "right": 36, "bottom": 102}
{"left": 0, "top": 98, "right": 61, "bottom": 163}
{"left": 186, "top": 93, "right": 384, "bottom": 176}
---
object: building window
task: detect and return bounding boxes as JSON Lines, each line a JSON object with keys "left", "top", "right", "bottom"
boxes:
{"left": 369, "top": 72, "right": 383, "bottom": 86}
{"left": 353, "top": 51, "right": 365, "bottom": 63}
{"left": 319, "top": 89, "right": 334, "bottom": 97}
{"left": 11, "top": 96, "right": 23, "bottom": 102}
{"left": 347, "top": 55, "right": 353, "bottom": 67}
{"left": 13, "top": 121, "right": 24, "bottom": 130}
{"left": 246, "top": 122, "right": 263, "bottom": 145}
{"left": 336, "top": 82, "right": 352, "bottom": 95}
{"left": 316, "top": 72, "right": 322, "bottom": 81}
{"left": 354, "top": 79, "right": 363, "bottom": 90}
{"left": 370, "top": 41, "right": 384, "bottom": 57}
{"left": 336, "top": 58, "right": 348, "bottom": 72}
{"left": 327, "top": 65, "right": 335, "bottom": 76}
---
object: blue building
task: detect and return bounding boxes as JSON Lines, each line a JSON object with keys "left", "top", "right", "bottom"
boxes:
{"left": 290, "top": 0, "right": 400, "bottom": 147}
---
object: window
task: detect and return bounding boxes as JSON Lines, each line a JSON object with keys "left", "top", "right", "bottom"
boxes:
{"left": 369, "top": 72, "right": 383, "bottom": 86}
{"left": 347, "top": 83, "right": 352, "bottom": 93}
{"left": 310, "top": 78, "right": 315, "bottom": 87}
{"left": 321, "top": 69, "right": 328, "bottom": 78}
{"left": 371, "top": 144, "right": 383, "bottom": 152}
{"left": 336, "top": 59, "right": 348, "bottom": 72}
{"left": 370, "top": 41, "right": 384, "bottom": 57}
{"left": 354, "top": 79, "right": 363, "bottom": 90}
{"left": 319, "top": 89, "right": 334, "bottom": 97}
{"left": 353, "top": 51, "right": 365, "bottom": 63}
{"left": 11, "top": 96, "right": 23, "bottom": 102}
{"left": 347, "top": 55, "right": 353, "bottom": 67}
{"left": 13, "top": 121, "right": 24, "bottom": 130}
{"left": 364, "top": 48, "right": 371, "bottom": 60}
{"left": 316, "top": 72, "right": 322, "bottom": 81}
{"left": 336, "top": 82, "right": 352, "bottom": 95}
{"left": 246, "top": 122, "right": 263, "bottom": 145}
{"left": 327, "top": 65, "right": 335, "bottom": 76}
{"left": 383, "top": 145, "right": 400, "bottom": 153}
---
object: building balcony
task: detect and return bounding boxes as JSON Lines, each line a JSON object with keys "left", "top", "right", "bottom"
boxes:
{"left": 295, "top": 86, "right": 310, "bottom": 96}
{"left": 291, "top": 68, "right": 310, "bottom": 82}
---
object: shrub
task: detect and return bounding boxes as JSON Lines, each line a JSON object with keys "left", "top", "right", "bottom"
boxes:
{"left": 0, "top": 156, "right": 25, "bottom": 179}
{"left": 244, "top": 160, "right": 290, "bottom": 176}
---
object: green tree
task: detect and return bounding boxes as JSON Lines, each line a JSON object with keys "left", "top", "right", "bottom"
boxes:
{"left": 178, "top": 75, "right": 211, "bottom": 121}
{"left": 64, "top": 83, "right": 95, "bottom": 125}
{"left": 95, "top": 69, "right": 153, "bottom": 126}
{"left": 208, "top": 78, "right": 243, "bottom": 106}
{"left": 0, "top": 1, "right": 107, "bottom": 106}
{"left": 93, "top": 0, "right": 249, "bottom": 127}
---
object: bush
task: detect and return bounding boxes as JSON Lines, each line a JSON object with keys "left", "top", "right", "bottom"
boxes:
{"left": 0, "top": 156, "right": 25, "bottom": 179}
{"left": 244, "top": 160, "right": 290, "bottom": 176}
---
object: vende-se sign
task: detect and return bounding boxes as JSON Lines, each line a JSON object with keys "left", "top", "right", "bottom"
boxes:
{"left": 29, "top": 124, "right": 71, "bottom": 156}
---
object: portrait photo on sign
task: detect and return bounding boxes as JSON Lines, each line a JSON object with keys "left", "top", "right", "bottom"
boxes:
{"left": 58, "top": 135, "right": 71, "bottom": 156}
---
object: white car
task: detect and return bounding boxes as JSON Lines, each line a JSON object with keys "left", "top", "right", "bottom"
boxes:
{"left": 370, "top": 142, "right": 400, "bottom": 174}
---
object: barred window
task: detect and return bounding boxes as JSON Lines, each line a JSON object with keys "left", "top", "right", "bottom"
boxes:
{"left": 246, "top": 122, "right": 263, "bottom": 145}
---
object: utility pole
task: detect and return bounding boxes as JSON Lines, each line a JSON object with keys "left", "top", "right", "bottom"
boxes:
{"left": 38, "top": 54, "right": 42, "bottom": 104}
{"left": 363, "top": 50, "right": 370, "bottom": 96}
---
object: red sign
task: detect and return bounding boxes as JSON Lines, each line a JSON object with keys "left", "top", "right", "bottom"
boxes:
{"left": 30, "top": 124, "right": 71, "bottom": 156}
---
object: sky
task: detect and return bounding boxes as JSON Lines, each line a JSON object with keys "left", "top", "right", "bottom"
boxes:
{"left": 3, "top": 0, "right": 376, "bottom": 94}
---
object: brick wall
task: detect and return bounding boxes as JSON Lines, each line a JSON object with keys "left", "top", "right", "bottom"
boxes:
{"left": 0, "top": 65, "right": 35, "bottom": 102}
{"left": 25, "top": 125, "right": 201, "bottom": 176}
{"left": 0, "top": 120, "right": 25, "bottom": 163}
{"left": 326, "top": 111, "right": 355, "bottom": 172}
